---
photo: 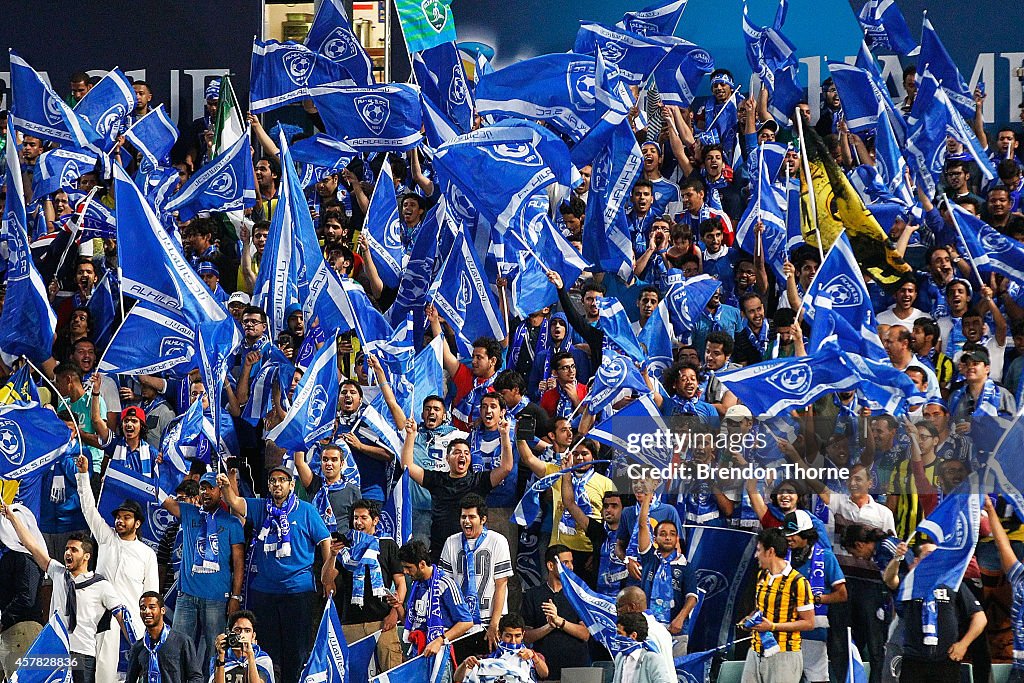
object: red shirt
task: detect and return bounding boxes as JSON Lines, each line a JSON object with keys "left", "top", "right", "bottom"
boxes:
{"left": 539, "top": 383, "right": 588, "bottom": 416}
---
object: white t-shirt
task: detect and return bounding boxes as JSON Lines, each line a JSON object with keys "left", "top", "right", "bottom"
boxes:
{"left": 47, "top": 560, "right": 122, "bottom": 656}
{"left": 643, "top": 612, "right": 675, "bottom": 673}
{"left": 953, "top": 336, "right": 1007, "bottom": 382}
{"left": 438, "top": 529, "right": 514, "bottom": 626}
{"left": 876, "top": 306, "right": 927, "bottom": 331}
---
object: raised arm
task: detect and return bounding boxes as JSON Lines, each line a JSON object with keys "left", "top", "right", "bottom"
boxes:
{"left": 295, "top": 449, "right": 314, "bottom": 489}
{"left": 356, "top": 234, "right": 385, "bottom": 300}
{"left": 342, "top": 168, "right": 370, "bottom": 216}
{"left": 400, "top": 421, "right": 425, "bottom": 486}
{"left": 247, "top": 114, "right": 279, "bottom": 157}
{"left": 216, "top": 471, "right": 248, "bottom": 519}
{"left": 985, "top": 496, "right": 1020, "bottom": 574}
{"left": 489, "top": 419, "right": 514, "bottom": 487}
{"left": 408, "top": 148, "right": 435, "bottom": 197}
{"left": 517, "top": 438, "right": 549, "bottom": 478}
{"left": 238, "top": 221, "right": 257, "bottom": 293}
{"left": 425, "top": 303, "right": 461, "bottom": 378}
{"left": 636, "top": 491, "right": 653, "bottom": 554}
{"left": 366, "top": 355, "right": 407, "bottom": 431}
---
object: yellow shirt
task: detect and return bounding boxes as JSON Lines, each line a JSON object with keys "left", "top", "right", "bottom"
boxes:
{"left": 544, "top": 462, "right": 614, "bottom": 552}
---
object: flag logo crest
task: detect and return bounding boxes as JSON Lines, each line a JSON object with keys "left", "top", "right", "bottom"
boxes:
{"left": 626, "top": 19, "right": 658, "bottom": 36}
{"left": 97, "top": 104, "right": 128, "bottom": 137}
{"left": 981, "top": 230, "right": 1012, "bottom": 254}
{"left": 602, "top": 42, "right": 627, "bottom": 64}
{"left": 384, "top": 218, "right": 403, "bottom": 250}
{"left": 823, "top": 274, "right": 863, "bottom": 307}
{"left": 354, "top": 95, "right": 391, "bottom": 135}
{"left": 60, "top": 161, "right": 81, "bottom": 189}
{"left": 448, "top": 185, "right": 477, "bottom": 223}
{"left": 5, "top": 234, "right": 28, "bottom": 280}
{"left": 591, "top": 150, "right": 613, "bottom": 193}
{"left": 481, "top": 142, "right": 541, "bottom": 167}
{"left": 598, "top": 354, "right": 629, "bottom": 385}
{"left": 767, "top": 365, "right": 812, "bottom": 394}
{"left": 566, "top": 61, "right": 596, "bottom": 111}
{"left": 43, "top": 93, "right": 63, "bottom": 125}
{"left": 159, "top": 337, "right": 191, "bottom": 360}
{"left": 456, "top": 271, "right": 473, "bottom": 309}
{"left": 420, "top": 0, "right": 448, "bottom": 32}
{"left": 938, "top": 511, "right": 970, "bottom": 550}
{"left": 0, "top": 419, "right": 25, "bottom": 466}
{"left": 208, "top": 168, "right": 238, "bottom": 199}
{"left": 449, "top": 65, "right": 468, "bottom": 105}
{"left": 306, "top": 385, "right": 329, "bottom": 431}
{"left": 689, "top": 49, "right": 714, "bottom": 71}
{"left": 694, "top": 568, "right": 728, "bottom": 599}
{"left": 283, "top": 50, "right": 315, "bottom": 87}
{"left": 149, "top": 501, "right": 175, "bottom": 536}
{"left": 322, "top": 28, "right": 358, "bottom": 61}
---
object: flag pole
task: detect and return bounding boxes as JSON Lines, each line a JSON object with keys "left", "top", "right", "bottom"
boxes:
{"left": 943, "top": 196, "right": 986, "bottom": 292}
{"left": 520, "top": 240, "right": 550, "bottom": 272}
{"left": 23, "top": 357, "right": 85, "bottom": 465}
{"left": 794, "top": 106, "right": 825, "bottom": 264}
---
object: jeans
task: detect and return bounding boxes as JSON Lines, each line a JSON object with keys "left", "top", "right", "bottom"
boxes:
{"left": 250, "top": 590, "right": 316, "bottom": 683}
{"left": 72, "top": 652, "right": 95, "bottom": 683}
{"left": 170, "top": 592, "right": 227, "bottom": 667}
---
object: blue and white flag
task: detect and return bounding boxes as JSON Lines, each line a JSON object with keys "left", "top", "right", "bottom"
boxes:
{"left": 618, "top": 0, "right": 688, "bottom": 36}
{"left": 588, "top": 394, "right": 674, "bottom": 469}
{"left": 0, "top": 121, "right": 57, "bottom": 365}
{"left": 734, "top": 156, "right": 789, "bottom": 285}
{"left": 0, "top": 402, "right": 71, "bottom": 480}
{"left": 840, "top": 348, "right": 924, "bottom": 414}
{"left": 513, "top": 460, "right": 612, "bottom": 527}
{"left": 858, "top": 0, "right": 917, "bottom": 55}
{"left": 250, "top": 39, "right": 355, "bottom": 113}
{"left": 299, "top": 600, "right": 349, "bottom": 683}
{"left": 582, "top": 119, "right": 642, "bottom": 281}
{"left": 475, "top": 54, "right": 598, "bottom": 143}
{"left": 949, "top": 202, "right": 1024, "bottom": 284}
{"left": 827, "top": 61, "right": 886, "bottom": 133}
{"left": 74, "top": 68, "right": 136, "bottom": 153}
{"left": 918, "top": 14, "right": 974, "bottom": 119}
{"left": 413, "top": 41, "right": 474, "bottom": 135}
{"left": 112, "top": 164, "right": 228, "bottom": 325}
{"left": 652, "top": 42, "right": 715, "bottom": 108}
{"left": 639, "top": 300, "right": 675, "bottom": 380}
{"left": 802, "top": 233, "right": 883, "bottom": 351}
{"left": 369, "top": 649, "right": 449, "bottom": 683}
{"left": 291, "top": 134, "right": 358, "bottom": 187}
{"left": 89, "top": 271, "right": 118, "bottom": 353}
{"left": 305, "top": 0, "right": 375, "bottom": 86}
{"left": 675, "top": 645, "right": 727, "bottom": 683}
{"left": 385, "top": 197, "right": 445, "bottom": 334}
{"left": 63, "top": 189, "right": 118, "bottom": 239}
{"left": 196, "top": 317, "right": 242, "bottom": 450}
{"left": 98, "top": 301, "right": 195, "bottom": 376}
{"left": 847, "top": 628, "right": 869, "bottom": 683}
{"left": 362, "top": 396, "right": 404, "bottom": 456}
{"left": 873, "top": 112, "right": 914, "bottom": 206}
{"left": 573, "top": 23, "right": 677, "bottom": 86}
{"left": 98, "top": 461, "right": 176, "bottom": 549}
{"left": 665, "top": 274, "right": 720, "bottom": 333}
{"left": 420, "top": 93, "right": 462, "bottom": 148}
{"left": 807, "top": 298, "right": 887, "bottom": 362}
{"left": 588, "top": 351, "right": 649, "bottom": 414}
{"left": 596, "top": 298, "right": 647, "bottom": 362}
{"left": 267, "top": 332, "right": 339, "bottom": 451}
{"left": 348, "top": 630, "right": 381, "bottom": 683}
{"left": 363, "top": 160, "right": 404, "bottom": 289}
{"left": 898, "top": 474, "right": 981, "bottom": 600}
{"left": 8, "top": 51, "right": 100, "bottom": 148}
{"left": 684, "top": 525, "right": 759, "bottom": 652}
{"left": 162, "top": 128, "right": 257, "bottom": 221}
{"left": 716, "top": 342, "right": 861, "bottom": 416}
{"left": 11, "top": 612, "right": 74, "bottom": 683}
{"left": 378, "top": 468, "right": 412, "bottom": 544}
{"left": 313, "top": 84, "right": 423, "bottom": 151}
{"left": 507, "top": 219, "right": 588, "bottom": 318}
{"left": 427, "top": 231, "right": 506, "bottom": 357}
{"left": 557, "top": 560, "right": 635, "bottom": 658}
{"left": 124, "top": 105, "right": 178, "bottom": 173}
{"left": 32, "top": 147, "right": 97, "bottom": 199}
{"left": 906, "top": 69, "right": 994, "bottom": 197}
{"left": 741, "top": 0, "right": 798, "bottom": 96}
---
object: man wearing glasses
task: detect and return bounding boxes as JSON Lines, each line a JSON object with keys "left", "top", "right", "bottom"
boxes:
{"left": 941, "top": 160, "right": 983, "bottom": 204}
{"left": 539, "top": 352, "right": 587, "bottom": 419}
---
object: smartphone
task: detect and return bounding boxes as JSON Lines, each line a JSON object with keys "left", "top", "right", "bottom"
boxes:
{"left": 516, "top": 415, "right": 537, "bottom": 443}
{"left": 977, "top": 81, "right": 986, "bottom": 96}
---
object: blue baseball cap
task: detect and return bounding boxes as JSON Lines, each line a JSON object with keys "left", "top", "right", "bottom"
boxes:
{"left": 197, "top": 261, "right": 219, "bottom": 277}
{"left": 199, "top": 472, "right": 218, "bottom": 488}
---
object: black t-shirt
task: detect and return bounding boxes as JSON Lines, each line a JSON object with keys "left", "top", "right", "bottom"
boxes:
{"left": 521, "top": 583, "right": 591, "bottom": 678}
{"left": 335, "top": 537, "right": 401, "bottom": 625}
{"left": 421, "top": 470, "right": 495, "bottom": 550}
{"left": 307, "top": 474, "right": 362, "bottom": 536}
{"left": 899, "top": 583, "right": 982, "bottom": 660}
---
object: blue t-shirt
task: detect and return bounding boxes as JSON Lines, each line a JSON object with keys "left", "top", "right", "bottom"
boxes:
{"left": 792, "top": 546, "right": 845, "bottom": 641}
{"left": 639, "top": 546, "right": 696, "bottom": 624}
{"left": 245, "top": 497, "right": 331, "bottom": 594}
{"left": 178, "top": 503, "right": 245, "bottom": 601}
{"left": 406, "top": 571, "right": 474, "bottom": 632}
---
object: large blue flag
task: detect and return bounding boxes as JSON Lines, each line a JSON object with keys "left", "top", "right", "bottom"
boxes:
{"left": 267, "top": 332, "right": 339, "bottom": 450}
{"left": 802, "top": 233, "right": 883, "bottom": 350}
{"left": 0, "top": 121, "right": 57, "bottom": 364}
{"left": 0, "top": 402, "right": 71, "bottom": 480}
{"left": 638, "top": 299, "right": 675, "bottom": 380}
{"left": 413, "top": 41, "right": 473, "bottom": 136}
{"left": 124, "top": 105, "right": 178, "bottom": 174}
{"left": 807, "top": 298, "right": 887, "bottom": 362}
{"left": 299, "top": 600, "right": 349, "bottom": 683}
{"left": 618, "top": 0, "right": 688, "bottom": 36}
{"left": 949, "top": 202, "right": 1024, "bottom": 284}
{"left": 379, "top": 468, "right": 412, "bottom": 544}
{"left": 989, "top": 413, "right": 1024, "bottom": 516}
{"left": 716, "top": 342, "right": 861, "bottom": 416}
{"left": 88, "top": 271, "right": 118, "bottom": 353}
{"left": 196, "top": 317, "right": 242, "bottom": 450}
{"left": 420, "top": 92, "right": 461, "bottom": 148}
{"left": 873, "top": 111, "right": 914, "bottom": 207}
{"left": 906, "top": 70, "right": 994, "bottom": 196}
{"left": 742, "top": 0, "right": 798, "bottom": 97}
{"left": 12, "top": 613, "right": 74, "bottom": 683}
{"left": 32, "top": 146, "right": 97, "bottom": 199}
{"left": 347, "top": 630, "right": 381, "bottom": 683}
{"left": 652, "top": 42, "right": 715, "bottom": 108}
{"left": 582, "top": 118, "right": 642, "bottom": 281}
{"left": 385, "top": 197, "right": 445, "bottom": 335}
{"left": 8, "top": 51, "right": 100, "bottom": 148}
{"left": 427, "top": 231, "right": 506, "bottom": 356}
{"left": 587, "top": 351, "right": 650, "bottom": 414}
{"left": 918, "top": 14, "right": 974, "bottom": 119}
{"left": 840, "top": 348, "right": 925, "bottom": 414}
{"left": 596, "top": 297, "right": 647, "bottom": 362}
{"left": 305, "top": 0, "right": 375, "bottom": 86}
{"left": 898, "top": 474, "right": 981, "bottom": 600}
{"left": 665, "top": 274, "right": 721, "bottom": 333}
{"left": 573, "top": 23, "right": 677, "bottom": 86}
{"left": 98, "top": 301, "right": 195, "bottom": 376}
{"left": 362, "top": 160, "right": 404, "bottom": 289}
{"left": 162, "top": 128, "right": 257, "bottom": 221}
{"left": 112, "top": 164, "right": 228, "bottom": 325}
{"left": 827, "top": 61, "right": 886, "bottom": 133}
{"left": 557, "top": 559, "right": 637, "bottom": 658}
{"left": 97, "top": 460, "right": 179, "bottom": 549}
{"left": 507, "top": 214, "right": 588, "bottom": 318}
{"left": 250, "top": 39, "right": 355, "bottom": 113}
{"left": 475, "top": 54, "right": 598, "bottom": 143}
{"left": 858, "top": 0, "right": 917, "bottom": 55}
{"left": 369, "top": 650, "right": 449, "bottom": 683}
{"left": 291, "top": 134, "right": 358, "bottom": 187}
{"left": 74, "top": 68, "right": 136, "bottom": 153}
{"left": 313, "top": 84, "right": 424, "bottom": 151}
{"left": 588, "top": 394, "right": 675, "bottom": 469}
{"left": 684, "top": 525, "right": 759, "bottom": 652}
{"left": 734, "top": 155, "right": 789, "bottom": 285}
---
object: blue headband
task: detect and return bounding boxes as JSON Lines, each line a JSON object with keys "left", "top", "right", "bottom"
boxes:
{"left": 711, "top": 73, "right": 735, "bottom": 88}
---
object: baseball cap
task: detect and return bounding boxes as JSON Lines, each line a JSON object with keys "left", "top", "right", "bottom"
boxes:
{"left": 757, "top": 119, "right": 779, "bottom": 134}
{"left": 227, "top": 291, "right": 251, "bottom": 307}
{"left": 960, "top": 345, "right": 990, "bottom": 365}
{"left": 783, "top": 510, "right": 814, "bottom": 536}
{"left": 121, "top": 406, "right": 146, "bottom": 423}
{"left": 199, "top": 472, "right": 219, "bottom": 488}
{"left": 267, "top": 465, "right": 293, "bottom": 480}
{"left": 724, "top": 404, "right": 753, "bottom": 421}
{"left": 113, "top": 499, "right": 144, "bottom": 520}
{"left": 285, "top": 303, "right": 302, "bottom": 319}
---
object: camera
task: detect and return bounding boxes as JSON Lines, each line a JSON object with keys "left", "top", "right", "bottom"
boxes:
{"left": 225, "top": 631, "right": 243, "bottom": 649}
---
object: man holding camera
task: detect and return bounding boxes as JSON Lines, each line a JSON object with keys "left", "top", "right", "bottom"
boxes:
{"left": 212, "top": 611, "right": 275, "bottom": 683}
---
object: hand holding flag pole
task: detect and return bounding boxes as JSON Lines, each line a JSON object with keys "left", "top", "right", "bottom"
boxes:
{"left": 794, "top": 105, "right": 825, "bottom": 263}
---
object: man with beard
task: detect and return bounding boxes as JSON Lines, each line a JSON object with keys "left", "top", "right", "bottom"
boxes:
{"left": 877, "top": 278, "right": 927, "bottom": 331}
{"left": 409, "top": 396, "right": 466, "bottom": 544}
{"left": 126, "top": 592, "right": 203, "bottom": 683}
{"left": 733, "top": 292, "right": 771, "bottom": 366}
{"left": 75, "top": 455, "right": 159, "bottom": 683}
{"left": 334, "top": 379, "right": 395, "bottom": 503}
{"left": 916, "top": 246, "right": 971, "bottom": 318}
{"left": 295, "top": 443, "right": 361, "bottom": 536}
{"left": 159, "top": 472, "right": 245, "bottom": 663}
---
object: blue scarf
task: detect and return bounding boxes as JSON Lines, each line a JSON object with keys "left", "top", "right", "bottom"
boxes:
{"left": 193, "top": 507, "right": 221, "bottom": 574}
{"left": 667, "top": 395, "right": 701, "bottom": 416}
{"left": 598, "top": 523, "right": 628, "bottom": 598}
{"left": 462, "top": 530, "right": 488, "bottom": 624}
{"left": 745, "top": 322, "right": 769, "bottom": 356}
{"left": 554, "top": 384, "right": 575, "bottom": 418}
{"left": 649, "top": 549, "right": 681, "bottom": 624}
{"left": 312, "top": 478, "right": 346, "bottom": 532}
{"left": 681, "top": 481, "right": 720, "bottom": 524}
{"left": 405, "top": 566, "right": 447, "bottom": 654}
{"left": 223, "top": 644, "right": 275, "bottom": 682}
{"left": 257, "top": 493, "right": 298, "bottom": 559}
{"left": 341, "top": 530, "right": 385, "bottom": 606}
{"left": 948, "top": 316, "right": 966, "bottom": 356}
{"left": 742, "top": 611, "right": 780, "bottom": 656}
{"left": 791, "top": 543, "right": 829, "bottom": 628}
{"left": 701, "top": 170, "right": 727, "bottom": 212}
{"left": 951, "top": 378, "right": 1002, "bottom": 418}
{"left": 508, "top": 318, "right": 549, "bottom": 370}
{"left": 627, "top": 495, "right": 663, "bottom": 558}
{"left": 452, "top": 373, "right": 497, "bottom": 427}
{"left": 1011, "top": 569, "right": 1024, "bottom": 667}
{"left": 143, "top": 625, "right": 169, "bottom": 683}
{"left": 922, "top": 595, "right": 939, "bottom": 646}
{"left": 559, "top": 469, "right": 595, "bottom": 535}
{"left": 115, "top": 440, "right": 152, "bottom": 477}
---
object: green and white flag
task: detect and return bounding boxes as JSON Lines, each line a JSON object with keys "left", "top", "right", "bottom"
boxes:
{"left": 395, "top": 0, "right": 456, "bottom": 53}
{"left": 213, "top": 75, "right": 244, "bottom": 154}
